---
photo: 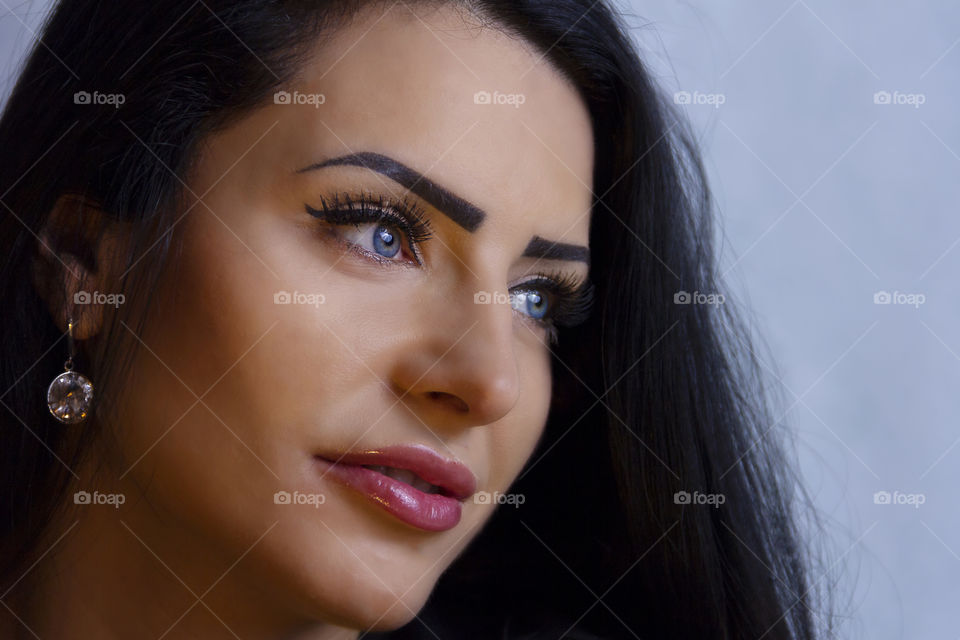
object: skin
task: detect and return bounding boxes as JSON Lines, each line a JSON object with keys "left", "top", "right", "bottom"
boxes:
{"left": 15, "top": 3, "right": 593, "bottom": 639}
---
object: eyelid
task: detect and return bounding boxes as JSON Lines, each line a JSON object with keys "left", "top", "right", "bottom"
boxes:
{"left": 509, "top": 270, "right": 595, "bottom": 331}
{"left": 305, "top": 192, "right": 594, "bottom": 342}
{"left": 305, "top": 190, "right": 434, "bottom": 266}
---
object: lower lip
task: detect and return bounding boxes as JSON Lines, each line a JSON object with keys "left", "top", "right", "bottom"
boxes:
{"left": 314, "top": 456, "right": 463, "bottom": 532}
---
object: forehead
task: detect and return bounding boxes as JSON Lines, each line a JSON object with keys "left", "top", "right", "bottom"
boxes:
{"left": 277, "top": 2, "right": 594, "bottom": 248}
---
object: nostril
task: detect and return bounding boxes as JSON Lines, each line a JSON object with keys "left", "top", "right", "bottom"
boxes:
{"left": 427, "top": 390, "right": 469, "bottom": 413}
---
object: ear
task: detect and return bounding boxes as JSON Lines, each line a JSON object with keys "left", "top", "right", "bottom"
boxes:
{"left": 31, "top": 194, "right": 126, "bottom": 340}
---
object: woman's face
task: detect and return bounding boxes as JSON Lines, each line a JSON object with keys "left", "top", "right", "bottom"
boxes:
{"left": 101, "top": 3, "right": 592, "bottom": 633}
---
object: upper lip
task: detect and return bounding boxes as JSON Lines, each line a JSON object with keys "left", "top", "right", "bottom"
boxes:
{"left": 315, "top": 443, "right": 477, "bottom": 500}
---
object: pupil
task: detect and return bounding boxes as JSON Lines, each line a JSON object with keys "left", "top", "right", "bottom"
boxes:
{"left": 373, "top": 225, "right": 400, "bottom": 257}
{"left": 525, "top": 292, "right": 547, "bottom": 319}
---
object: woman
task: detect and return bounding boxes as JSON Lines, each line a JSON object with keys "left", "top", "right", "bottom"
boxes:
{"left": 0, "top": 0, "right": 829, "bottom": 638}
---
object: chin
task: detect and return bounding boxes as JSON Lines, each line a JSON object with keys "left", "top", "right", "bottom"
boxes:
{"left": 245, "top": 533, "right": 440, "bottom": 633}
{"left": 294, "top": 578, "right": 433, "bottom": 633}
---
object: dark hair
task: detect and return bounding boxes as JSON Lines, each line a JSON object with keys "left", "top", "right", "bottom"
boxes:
{"left": 0, "top": 0, "right": 830, "bottom": 638}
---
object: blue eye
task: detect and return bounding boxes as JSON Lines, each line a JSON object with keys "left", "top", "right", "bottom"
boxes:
{"left": 305, "top": 192, "right": 434, "bottom": 266}
{"left": 507, "top": 273, "right": 596, "bottom": 346}
{"left": 511, "top": 289, "right": 549, "bottom": 320}
{"left": 324, "top": 220, "right": 406, "bottom": 261}
{"left": 371, "top": 225, "right": 401, "bottom": 258}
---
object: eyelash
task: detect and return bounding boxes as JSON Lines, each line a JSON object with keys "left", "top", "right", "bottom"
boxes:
{"left": 304, "top": 190, "right": 595, "bottom": 344}
{"left": 305, "top": 191, "right": 434, "bottom": 265}
{"left": 510, "top": 271, "right": 595, "bottom": 345}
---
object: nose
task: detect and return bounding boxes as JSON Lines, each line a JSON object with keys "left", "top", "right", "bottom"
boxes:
{"left": 389, "top": 289, "right": 521, "bottom": 429}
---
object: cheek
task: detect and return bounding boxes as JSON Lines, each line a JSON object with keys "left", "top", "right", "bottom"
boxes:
{"left": 105, "top": 210, "right": 291, "bottom": 530}
{"left": 104, "top": 195, "right": 557, "bottom": 626}
{"left": 112, "top": 204, "right": 380, "bottom": 499}
{"left": 105, "top": 208, "right": 448, "bottom": 622}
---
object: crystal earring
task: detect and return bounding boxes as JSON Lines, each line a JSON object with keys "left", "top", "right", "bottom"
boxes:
{"left": 46, "top": 319, "right": 94, "bottom": 424}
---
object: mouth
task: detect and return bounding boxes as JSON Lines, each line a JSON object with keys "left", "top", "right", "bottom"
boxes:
{"left": 357, "top": 465, "right": 450, "bottom": 495}
{"left": 312, "top": 443, "right": 477, "bottom": 532}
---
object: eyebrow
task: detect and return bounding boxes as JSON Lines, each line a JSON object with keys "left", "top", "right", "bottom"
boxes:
{"left": 296, "top": 151, "right": 590, "bottom": 263}
{"left": 297, "top": 151, "right": 485, "bottom": 232}
{"left": 522, "top": 235, "right": 590, "bottom": 264}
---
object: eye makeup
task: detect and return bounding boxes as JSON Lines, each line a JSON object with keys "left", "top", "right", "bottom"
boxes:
{"left": 298, "top": 152, "right": 486, "bottom": 232}
{"left": 304, "top": 190, "right": 595, "bottom": 344}
{"left": 509, "top": 270, "right": 595, "bottom": 345}
{"left": 306, "top": 190, "right": 433, "bottom": 266}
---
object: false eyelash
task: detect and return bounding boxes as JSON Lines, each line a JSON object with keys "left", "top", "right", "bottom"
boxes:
{"left": 513, "top": 269, "right": 596, "bottom": 343}
{"left": 305, "top": 191, "right": 596, "bottom": 343}
{"left": 304, "top": 190, "right": 434, "bottom": 263}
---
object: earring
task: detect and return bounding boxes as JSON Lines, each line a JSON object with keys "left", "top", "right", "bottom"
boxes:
{"left": 46, "top": 319, "right": 94, "bottom": 424}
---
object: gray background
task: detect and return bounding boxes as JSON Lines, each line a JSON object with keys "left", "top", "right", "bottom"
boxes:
{"left": 624, "top": 3, "right": 959, "bottom": 638}
{"left": 2, "top": 1, "right": 957, "bottom": 638}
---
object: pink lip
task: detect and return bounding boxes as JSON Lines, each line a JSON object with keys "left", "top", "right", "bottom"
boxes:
{"left": 313, "top": 444, "right": 477, "bottom": 532}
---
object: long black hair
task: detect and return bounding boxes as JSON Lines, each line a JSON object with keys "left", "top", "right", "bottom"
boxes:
{"left": 0, "top": 1, "right": 830, "bottom": 638}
